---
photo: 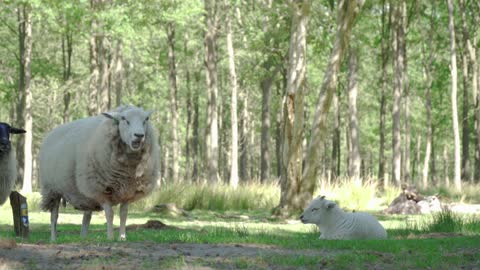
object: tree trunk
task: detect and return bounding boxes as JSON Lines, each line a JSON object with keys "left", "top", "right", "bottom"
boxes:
{"left": 225, "top": 2, "right": 239, "bottom": 188}
{"left": 400, "top": 1, "right": 410, "bottom": 183}
{"left": 21, "top": 5, "right": 33, "bottom": 194}
{"left": 62, "top": 15, "right": 73, "bottom": 123}
{"left": 290, "top": 0, "right": 363, "bottom": 213}
{"left": 191, "top": 71, "right": 201, "bottom": 182}
{"left": 378, "top": 0, "right": 389, "bottom": 186}
{"left": 420, "top": 0, "right": 436, "bottom": 188}
{"left": 204, "top": 0, "right": 219, "bottom": 183}
{"left": 444, "top": 145, "right": 450, "bottom": 187}
{"left": 15, "top": 5, "right": 26, "bottom": 188}
{"left": 331, "top": 89, "right": 341, "bottom": 179}
{"left": 347, "top": 47, "right": 361, "bottom": 184}
{"left": 447, "top": 0, "right": 462, "bottom": 191}
{"left": 167, "top": 22, "right": 180, "bottom": 183}
{"left": 275, "top": 0, "right": 310, "bottom": 215}
{"left": 88, "top": 0, "right": 99, "bottom": 116}
{"left": 239, "top": 89, "right": 250, "bottom": 182}
{"left": 391, "top": 1, "right": 402, "bottom": 186}
{"left": 459, "top": 0, "right": 473, "bottom": 182}
{"left": 98, "top": 35, "right": 110, "bottom": 112}
{"left": 114, "top": 40, "right": 123, "bottom": 107}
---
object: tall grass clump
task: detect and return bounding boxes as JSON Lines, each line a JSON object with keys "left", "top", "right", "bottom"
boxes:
{"left": 315, "top": 177, "right": 381, "bottom": 211}
{"left": 130, "top": 181, "right": 280, "bottom": 212}
{"left": 394, "top": 210, "right": 480, "bottom": 237}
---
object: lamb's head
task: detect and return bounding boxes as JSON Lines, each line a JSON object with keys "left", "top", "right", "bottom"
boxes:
{"left": 300, "top": 196, "right": 337, "bottom": 225}
{"left": 0, "top": 122, "right": 26, "bottom": 154}
{"left": 102, "top": 107, "right": 153, "bottom": 152}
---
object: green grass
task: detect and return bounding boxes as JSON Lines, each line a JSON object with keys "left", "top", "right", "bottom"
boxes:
{"left": 1, "top": 181, "right": 480, "bottom": 269}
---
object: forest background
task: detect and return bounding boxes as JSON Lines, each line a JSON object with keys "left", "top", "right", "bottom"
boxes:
{"left": 1, "top": 0, "right": 479, "bottom": 215}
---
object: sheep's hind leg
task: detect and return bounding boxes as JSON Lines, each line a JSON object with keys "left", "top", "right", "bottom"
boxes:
{"left": 81, "top": 211, "right": 92, "bottom": 238}
{"left": 50, "top": 198, "right": 60, "bottom": 242}
{"left": 103, "top": 203, "right": 114, "bottom": 240}
{"left": 118, "top": 203, "right": 128, "bottom": 241}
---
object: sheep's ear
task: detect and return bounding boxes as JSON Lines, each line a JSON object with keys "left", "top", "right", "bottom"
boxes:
{"left": 10, "top": 127, "right": 26, "bottom": 134}
{"left": 326, "top": 202, "right": 336, "bottom": 209}
{"left": 102, "top": 112, "right": 120, "bottom": 124}
{"left": 320, "top": 195, "right": 326, "bottom": 200}
{"left": 146, "top": 110, "right": 154, "bottom": 118}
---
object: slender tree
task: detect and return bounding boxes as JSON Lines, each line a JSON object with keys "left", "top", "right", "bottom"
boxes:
{"left": 284, "top": 0, "right": 363, "bottom": 213}
{"left": 204, "top": 0, "right": 219, "bottom": 183}
{"left": 88, "top": 0, "right": 99, "bottom": 116}
{"left": 347, "top": 47, "right": 361, "bottom": 184}
{"left": 167, "top": 21, "right": 180, "bottom": 183}
{"left": 225, "top": 0, "right": 239, "bottom": 189}
{"left": 391, "top": 1, "right": 402, "bottom": 186}
{"left": 447, "top": 0, "right": 462, "bottom": 191}
{"left": 16, "top": 4, "right": 33, "bottom": 193}
{"left": 275, "top": 0, "right": 310, "bottom": 215}
{"left": 378, "top": 0, "right": 389, "bottom": 186}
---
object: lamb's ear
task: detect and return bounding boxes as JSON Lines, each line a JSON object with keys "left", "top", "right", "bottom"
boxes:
{"left": 102, "top": 112, "right": 120, "bottom": 124}
{"left": 326, "top": 202, "right": 336, "bottom": 210}
{"left": 10, "top": 127, "right": 26, "bottom": 134}
{"left": 146, "top": 110, "right": 154, "bottom": 118}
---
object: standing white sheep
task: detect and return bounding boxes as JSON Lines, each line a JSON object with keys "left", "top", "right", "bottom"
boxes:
{"left": 39, "top": 105, "right": 160, "bottom": 241}
{"left": 0, "top": 122, "right": 26, "bottom": 206}
{"left": 300, "top": 196, "right": 387, "bottom": 240}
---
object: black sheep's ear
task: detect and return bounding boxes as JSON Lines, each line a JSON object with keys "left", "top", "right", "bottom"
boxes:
{"left": 102, "top": 113, "right": 119, "bottom": 125}
{"left": 10, "top": 127, "right": 26, "bottom": 134}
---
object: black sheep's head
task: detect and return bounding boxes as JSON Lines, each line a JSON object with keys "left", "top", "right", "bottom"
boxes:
{"left": 0, "top": 122, "right": 26, "bottom": 154}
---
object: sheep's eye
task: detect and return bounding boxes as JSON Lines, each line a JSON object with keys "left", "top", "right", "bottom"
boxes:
{"left": 311, "top": 208, "right": 319, "bottom": 212}
{"left": 121, "top": 117, "right": 130, "bottom": 125}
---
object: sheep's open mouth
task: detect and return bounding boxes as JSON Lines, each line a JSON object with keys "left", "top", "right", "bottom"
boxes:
{"left": 131, "top": 141, "right": 142, "bottom": 150}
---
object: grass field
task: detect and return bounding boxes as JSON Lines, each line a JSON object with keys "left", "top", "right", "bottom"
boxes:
{"left": 1, "top": 181, "right": 480, "bottom": 269}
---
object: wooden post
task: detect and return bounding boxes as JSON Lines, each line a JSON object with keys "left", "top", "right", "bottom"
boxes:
{"left": 9, "top": 191, "right": 29, "bottom": 239}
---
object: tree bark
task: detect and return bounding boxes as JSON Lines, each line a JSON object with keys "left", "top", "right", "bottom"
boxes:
{"left": 459, "top": 0, "right": 474, "bottom": 182}
{"left": 88, "top": 0, "right": 99, "bottom": 116}
{"left": 21, "top": 5, "right": 33, "bottom": 193}
{"left": 400, "top": 1, "right": 410, "bottom": 183}
{"left": 391, "top": 1, "right": 402, "bottom": 186}
{"left": 347, "top": 47, "right": 361, "bottom": 184}
{"left": 285, "top": 0, "right": 363, "bottom": 214}
{"left": 62, "top": 14, "right": 73, "bottom": 123}
{"left": 225, "top": 1, "right": 239, "bottom": 188}
{"left": 447, "top": 0, "right": 462, "bottom": 191}
{"left": 114, "top": 40, "right": 123, "bottom": 107}
{"left": 275, "top": 0, "right": 310, "bottom": 215}
{"left": 204, "top": 0, "right": 219, "bottom": 183}
{"left": 15, "top": 5, "right": 26, "bottom": 188}
{"left": 378, "top": 0, "right": 389, "bottom": 186}
{"left": 421, "top": 1, "right": 436, "bottom": 189}
{"left": 167, "top": 22, "right": 180, "bottom": 183}
{"left": 331, "top": 89, "right": 341, "bottom": 180}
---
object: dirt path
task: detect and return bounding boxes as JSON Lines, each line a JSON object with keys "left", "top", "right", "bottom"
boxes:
{"left": 0, "top": 241, "right": 339, "bottom": 270}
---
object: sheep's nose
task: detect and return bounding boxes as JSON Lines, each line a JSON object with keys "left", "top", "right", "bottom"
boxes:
{"left": 134, "top": 133, "right": 145, "bottom": 139}
{"left": 299, "top": 215, "right": 304, "bottom": 220}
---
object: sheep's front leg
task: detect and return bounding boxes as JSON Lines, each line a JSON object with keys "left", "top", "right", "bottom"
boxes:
{"left": 50, "top": 198, "right": 60, "bottom": 242}
{"left": 103, "top": 203, "right": 114, "bottom": 240}
{"left": 118, "top": 203, "right": 128, "bottom": 241}
{"left": 81, "top": 211, "right": 92, "bottom": 238}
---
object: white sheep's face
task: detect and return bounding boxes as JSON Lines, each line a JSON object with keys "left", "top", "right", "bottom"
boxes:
{"left": 103, "top": 108, "right": 153, "bottom": 152}
{"left": 300, "top": 196, "right": 336, "bottom": 225}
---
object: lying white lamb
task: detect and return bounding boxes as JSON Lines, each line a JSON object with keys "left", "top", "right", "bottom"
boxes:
{"left": 300, "top": 196, "right": 387, "bottom": 240}
{"left": 39, "top": 105, "right": 160, "bottom": 241}
{"left": 0, "top": 122, "right": 26, "bottom": 205}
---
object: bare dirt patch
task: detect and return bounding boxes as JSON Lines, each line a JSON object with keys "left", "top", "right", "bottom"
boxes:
{"left": 0, "top": 241, "right": 338, "bottom": 270}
